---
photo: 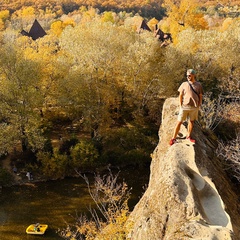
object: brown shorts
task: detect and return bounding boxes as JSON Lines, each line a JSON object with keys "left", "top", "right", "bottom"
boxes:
{"left": 177, "top": 107, "right": 199, "bottom": 122}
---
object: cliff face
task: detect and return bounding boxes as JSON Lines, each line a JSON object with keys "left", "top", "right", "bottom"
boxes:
{"left": 127, "top": 98, "right": 240, "bottom": 240}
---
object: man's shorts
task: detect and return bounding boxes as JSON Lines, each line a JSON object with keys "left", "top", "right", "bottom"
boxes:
{"left": 177, "top": 106, "right": 199, "bottom": 122}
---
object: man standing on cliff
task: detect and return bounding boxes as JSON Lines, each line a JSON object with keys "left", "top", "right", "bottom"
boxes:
{"left": 169, "top": 69, "right": 203, "bottom": 146}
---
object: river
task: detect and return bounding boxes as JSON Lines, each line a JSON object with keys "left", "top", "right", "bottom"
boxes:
{"left": 0, "top": 169, "right": 149, "bottom": 240}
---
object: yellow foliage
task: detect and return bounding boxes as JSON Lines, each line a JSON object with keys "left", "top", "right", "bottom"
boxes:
{"left": 0, "top": 10, "right": 10, "bottom": 21}
{"left": 62, "top": 19, "right": 76, "bottom": 28}
{"left": 51, "top": 18, "right": 76, "bottom": 37}
{"left": 81, "top": 7, "right": 98, "bottom": 22}
{"left": 79, "top": 6, "right": 88, "bottom": 12}
{"left": 0, "top": 18, "right": 4, "bottom": 31}
{"left": 77, "top": 221, "right": 100, "bottom": 238}
{"left": 158, "top": 18, "right": 171, "bottom": 33}
{"left": 21, "top": 6, "right": 35, "bottom": 16}
{"left": 188, "top": 13, "right": 209, "bottom": 30}
{"left": 147, "top": 17, "right": 159, "bottom": 31}
{"left": 95, "top": 201, "right": 130, "bottom": 240}
{"left": 50, "top": 20, "right": 64, "bottom": 36}
{"left": 191, "top": 42, "right": 200, "bottom": 54}
{"left": 124, "top": 15, "right": 143, "bottom": 32}
{"left": 221, "top": 18, "right": 233, "bottom": 32}
{"left": 101, "top": 11, "right": 115, "bottom": 23}
{"left": 163, "top": 0, "right": 208, "bottom": 43}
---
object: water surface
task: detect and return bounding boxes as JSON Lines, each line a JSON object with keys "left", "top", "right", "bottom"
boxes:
{"left": 0, "top": 169, "right": 148, "bottom": 239}
{"left": 0, "top": 177, "right": 93, "bottom": 240}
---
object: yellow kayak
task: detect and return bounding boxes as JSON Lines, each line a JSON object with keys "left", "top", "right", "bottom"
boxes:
{"left": 26, "top": 223, "right": 48, "bottom": 235}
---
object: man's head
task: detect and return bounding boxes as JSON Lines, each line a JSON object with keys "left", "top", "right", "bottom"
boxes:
{"left": 187, "top": 69, "right": 196, "bottom": 82}
{"left": 187, "top": 69, "right": 196, "bottom": 75}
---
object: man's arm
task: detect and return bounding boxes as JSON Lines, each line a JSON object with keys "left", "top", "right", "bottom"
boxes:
{"left": 179, "top": 92, "right": 183, "bottom": 107}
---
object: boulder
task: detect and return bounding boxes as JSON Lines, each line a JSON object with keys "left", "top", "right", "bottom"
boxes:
{"left": 126, "top": 98, "right": 239, "bottom": 240}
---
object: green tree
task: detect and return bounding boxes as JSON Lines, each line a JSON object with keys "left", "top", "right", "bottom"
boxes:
{"left": 70, "top": 140, "right": 99, "bottom": 169}
{"left": 37, "top": 149, "right": 68, "bottom": 179}
{"left": 101, "top": 11, "right": 115, "bottom": 23}
{"left": 0, "top": 31, "right": 68, "bottom": 155}
{"left": 0, "top": 41, "right": 45, "bottom": 154}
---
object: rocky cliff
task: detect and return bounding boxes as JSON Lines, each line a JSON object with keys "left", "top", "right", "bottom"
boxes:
{"left": 127, "top": 98, "right": 240, "bottom": 240}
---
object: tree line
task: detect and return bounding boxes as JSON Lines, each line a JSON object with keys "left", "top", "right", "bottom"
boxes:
{"left": 1, "top": 0, "right": 165, "bottom": 19}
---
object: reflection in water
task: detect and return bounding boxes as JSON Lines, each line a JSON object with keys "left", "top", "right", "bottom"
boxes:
{"left": 0, "top": 177, "right": 93, "bottom": 240}
{"left": 0, "top": 170, "right": 148, "bottom": 240}
{"left": 0, "top": 210, "right": 7, "bottom": 225}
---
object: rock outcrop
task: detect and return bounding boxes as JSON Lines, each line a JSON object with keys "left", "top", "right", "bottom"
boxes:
{"left": 127, "top": 98, "right": 240, "bottom": 240}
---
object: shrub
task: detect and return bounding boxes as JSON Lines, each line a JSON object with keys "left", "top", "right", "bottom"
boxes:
{"left": 58, "top": 170, "right": 131, "bottom": 239}
{"left": 200, "top": 93, "right": 240, "bottom": 139}
{"left": 216, "top": 133, "right": 240, "bottom": 183}
{"left": 100, "top": 127, "right": 155, "bottom": 167}
{"left": 37, "top": 149, "right": 68, "bottom": 179}
{"left": 70, "top": 140, "right": 99, "bottom": 170}
{"left": 200, "top": 92, "right": 226, "bottom": 131}
{"left": 214, "top": 101, "right": 240, "bottom": 140}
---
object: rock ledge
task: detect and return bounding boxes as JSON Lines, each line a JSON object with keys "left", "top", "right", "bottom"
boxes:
{"left": 127, "top": 98, "right": 239, "bottom": 240}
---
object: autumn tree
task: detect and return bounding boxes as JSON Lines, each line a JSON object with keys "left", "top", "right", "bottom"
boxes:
{"left": 0, "top": 38, "right": 45, "bottom": 153}
{"left": 101, "top": 11, "right": 115, "bottom": 23}
{"left": 50, "top": 18, "right": 76, "bottom": 36}
{"left": 160, "top": 18, "right": 240, "bottom": 93}
{"left": 162, "top": 0, "right": 208, "bottom": 43}
{"left": 31, "top": 34, "right": 72, "bottom": 116}
{"left": 0, "top": 27, "right": 71, "bottom": 155}
{"left": 70, "top": 140, "right": 99, "bottom": 170}
{"left": 0, "top": 10, "right": 10, "bottom": 30}
{"left": 59, "top": 19, "right": 165, "bottom": 137}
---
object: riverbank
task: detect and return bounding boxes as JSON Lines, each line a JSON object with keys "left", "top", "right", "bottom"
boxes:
{"left": 1, "top": 154, "right": 39, "bottom": 186}
{"left": 1, "top": 151, "right": 150, "bottom": 197}
{"left": 0, "top": 153, "right": 149, "bottom": 239}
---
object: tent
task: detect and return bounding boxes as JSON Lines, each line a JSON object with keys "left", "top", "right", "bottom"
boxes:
{"left": 20, "top": 19, "right": 46, "bottom": 40}
{"left": 20, "top": 29, "right": 29, "bottom": 37}
{"left": 154, "top": 28, "right": 172, "bottom": 44}
{"left": 29, "top": 19, "right": 47, "bottom": 40}
{"left": 137, "top": 20, "right": 151, "bottom": 33}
